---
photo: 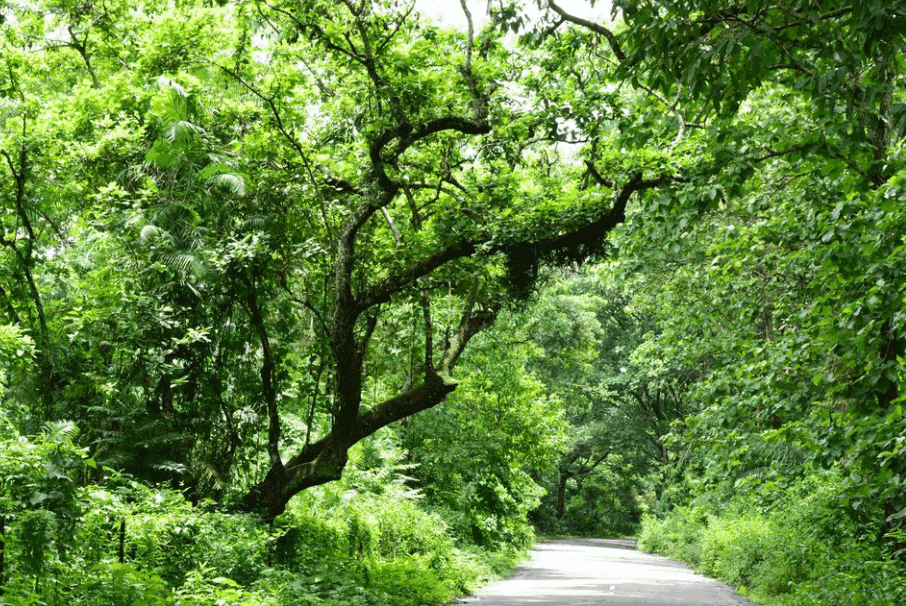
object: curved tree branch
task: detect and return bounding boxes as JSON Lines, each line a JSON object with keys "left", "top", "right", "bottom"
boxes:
{"left": 547, "top": 0, "right": 626, "bottom": 62}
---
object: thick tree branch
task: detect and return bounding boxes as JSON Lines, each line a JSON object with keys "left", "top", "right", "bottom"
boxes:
{"left": 358, "top": 239, "right": 477, "bottom": 309}
{"left": 286, "top": 296, "right": 496, "bottom": 470}
{"left": 283, "top": 371, "right": 456, "bottom": 482}
{"left": 515, "top": 171, "right": 664, "bottom": 261}
{"left": 583, "top": 159, "right": 614, "bottom": 188}
{"left": 370, "top": 116, "right": 491, "bottom": 192}
{"left": 360, "top": 171, "right": 671, "bottom": 311}
{"left": 392, "top": 117, "right": 492, "bottom": 160}
{"left": 0, "top": 283, "right": 22, "bottom": 326}
{"left": 247, "top": 280, "right": 497, "bottom": 519}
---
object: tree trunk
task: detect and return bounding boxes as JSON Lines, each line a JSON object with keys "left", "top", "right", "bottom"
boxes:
{"left": 555, "top": 470, "right": 571, "bottom": 520}
{"left": 235, "top": 174, "right": 664, "bottom": 520}
{"left": 0, "top": 515, "right": 5, "bottom": 597}
{"left": 241, "top": 371, "right": 461, "bottom": 519}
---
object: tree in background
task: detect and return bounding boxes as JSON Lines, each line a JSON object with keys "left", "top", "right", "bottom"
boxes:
{"left": 523, "top": 268, "right": 688, "bottom": 535}
{"left": 403, "top": 312, "right": 567, "bottom": 548}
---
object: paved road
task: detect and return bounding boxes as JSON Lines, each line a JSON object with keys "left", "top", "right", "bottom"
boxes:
{"left": 456, "top": 539, "right": 756, "bottom": 606}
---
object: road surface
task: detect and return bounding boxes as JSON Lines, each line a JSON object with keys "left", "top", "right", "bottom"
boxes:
{"left": 456, "top": 539, "right": 756, "bottom": 606}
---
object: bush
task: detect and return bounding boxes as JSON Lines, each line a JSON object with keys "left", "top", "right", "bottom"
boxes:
{"left": 74, "top": 562, "right": 175, "bottom": 606}
{"left": 271, "top": 512, "right": 346, "bottom": 569}
{"left": 637, "top": 505, "right": 708, "bottom": 565}
{"left": 0, "top": 433, "right": 529, "bottom": 606}
{"left": 258, "top": 449, "right": 527, "bottom": 606}
{"left": 176, "top": 566, "right": 280, "bottom": 606}
{"left": 638, "top": 471, "right": 906, "bottom": 606}
{"left": 127, "top": 498, "right": 268, "bottom": 586}
{"left": 699, "top": 513, "right": 775, "bottom": 589}
{"left": 770, "top": 554, "right": 906, "bottom": 606}
{"left": 367, "top": 556, "right": 454, "bottom": 606}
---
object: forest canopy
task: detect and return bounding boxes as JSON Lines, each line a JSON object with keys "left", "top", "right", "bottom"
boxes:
{"left": 0, "top": 0, "right": 690, "bottom": 520}
{"left": 1, "top": 0, "right": 905, "bottom": 604}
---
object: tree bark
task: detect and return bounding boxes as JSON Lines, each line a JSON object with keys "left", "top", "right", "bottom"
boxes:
{"left": 237, "top": 172, "right": 671, "bottom": 520}
{"left": 241, "top": 305, "right": 496, "bottom": 520}
{"left": 555, "top": 470, "right": 571, "bottom": 520}
{"left": 0, "top": 515, "right": 5, "bottom": 597}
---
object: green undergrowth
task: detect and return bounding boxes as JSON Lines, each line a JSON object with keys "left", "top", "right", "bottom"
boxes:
{"left": 0, "top": 432, "right": 528, "bottom": 606}
{"left": 1, "top": 484, "right": 525, "bottom": 606}
{"left": 637, "top": 471, "right": 906, "bottom": 606}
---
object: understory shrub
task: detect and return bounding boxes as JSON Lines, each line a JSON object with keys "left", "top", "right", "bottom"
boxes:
{"left": 0, "top": 441, "right": 527, "bottom": 606}
{"left": 638, "top": 471, "right": 906, "bottom": 605}
{"left": 698, "top": 514, "right": 777, "bottom": 588}
{"left": 366, "top": 556, "right": 455, "bottom": 606}
{"left": 637, "top": 505, "right": 708, "bottom": 565}
{"left": 75, "top": 562, "right": 174, "bottom": 606}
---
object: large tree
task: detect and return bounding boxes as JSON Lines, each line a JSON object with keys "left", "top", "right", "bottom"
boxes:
{"left": 1, "top": 0, "right": 688, "bottom": 519}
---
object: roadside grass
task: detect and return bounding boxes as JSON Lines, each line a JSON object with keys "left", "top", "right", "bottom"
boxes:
{"left": 637, "top": 473, "right": 906, "bottom": 606}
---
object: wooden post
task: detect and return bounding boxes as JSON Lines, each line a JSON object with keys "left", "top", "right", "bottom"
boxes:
{"left": 0, "top": 514, "right": 5, "bottom": 597}
{"left": 118, "top": 518, "right": 126, "bottom": 564}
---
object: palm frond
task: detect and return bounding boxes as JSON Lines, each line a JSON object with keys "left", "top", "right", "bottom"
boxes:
{"left": 166, "top": 120, "right": 203, "bottom": 145}
{"left": 42, "top": 420, "right": 79, "bottom": 443}
{"left": 207, "top": 173, "right": 246, "bottom": 197}
{"left": 140, "top": 224, "right": 168, "bottom": 245}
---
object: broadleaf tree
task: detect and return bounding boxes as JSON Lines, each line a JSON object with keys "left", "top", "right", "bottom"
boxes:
{"left": 0, "top": 0, "right": 692, "bottom": 520}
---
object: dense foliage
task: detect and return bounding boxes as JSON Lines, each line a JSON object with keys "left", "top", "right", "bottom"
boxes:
{"left": 1, "top": 0, "right": 905, "bottom": 604}
{"left": 0, "top": 421, "right": 527, "bottom": 605}
{"left": 0, "top": 0, "right": 669, "bottom": 601}
{"left": 598, "top": 1, "right": 906, "bottom": 604}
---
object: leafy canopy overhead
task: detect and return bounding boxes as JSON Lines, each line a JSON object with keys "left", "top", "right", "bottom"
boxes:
{"left": 0, "top": 0, "right": 692, "bottom": 519}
